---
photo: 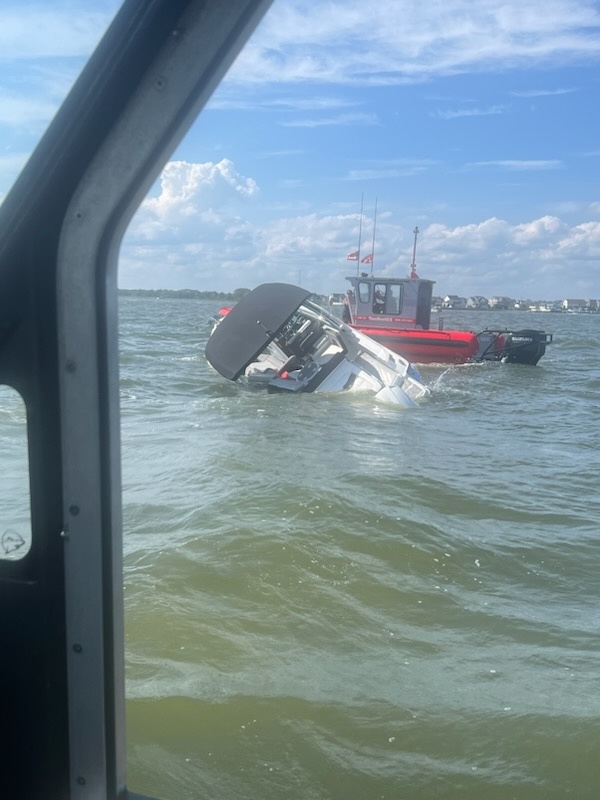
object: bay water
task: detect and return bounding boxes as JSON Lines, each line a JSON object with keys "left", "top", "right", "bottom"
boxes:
{"left": 120, "top": 298, "right": 598, "bottom": 798}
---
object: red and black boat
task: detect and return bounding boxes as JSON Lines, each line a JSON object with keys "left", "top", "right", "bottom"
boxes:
{"left": 343, "top": 230, "right": 551, "bottom": 366}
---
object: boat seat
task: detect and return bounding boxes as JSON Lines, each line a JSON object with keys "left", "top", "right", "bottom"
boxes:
{"left": 287, "top": 320, "right": 322, "bottom": 357}
{"left": 298, "top": 324, "right": 323, "bottom": 353}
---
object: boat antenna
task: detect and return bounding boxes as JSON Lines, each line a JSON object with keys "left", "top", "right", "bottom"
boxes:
{"left": 356, "top": 193, "right": 364, "bottom": 276}
{"left": 410, "top": 225, "right": 419, "bottom": 279}
{"left": 369, "top": 197, "right": 377, "bottom": 275}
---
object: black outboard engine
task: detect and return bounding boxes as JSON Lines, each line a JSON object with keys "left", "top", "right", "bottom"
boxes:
{"left": 475, "top": 329, "right": 552, "bottom": 365}
{"left": 501, "top": 329, "right": 552, "bottom": 365}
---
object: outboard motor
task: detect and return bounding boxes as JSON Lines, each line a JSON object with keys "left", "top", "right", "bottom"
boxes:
{"left": 475, "top": 329, "right": 553, "bottom": 365}
{"left": 501, "top": 329, "right": 552, "bottom": 365}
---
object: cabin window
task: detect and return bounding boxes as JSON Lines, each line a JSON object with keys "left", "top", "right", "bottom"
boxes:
{"left": 0, "top": 386, "right": 31, "bottom": 561}
{"left": 387, "top": 284, "right": 402, "bottom": 315}
{"left": 357, "top": 282, "right": 371, "bottom": 304}
{"left": 416, "top": 283, "right": 432, "bottom": 329}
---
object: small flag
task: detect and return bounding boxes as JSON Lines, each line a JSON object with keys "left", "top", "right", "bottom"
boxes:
{"left": 346, "top": 250, "right": 359, "bottom": 261}
{"left": 361, "top": 254, "right": 373, "bottom": 264}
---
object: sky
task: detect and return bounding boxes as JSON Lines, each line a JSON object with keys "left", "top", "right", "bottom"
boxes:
{"left": 1, "top": 0, "right": 600, "bottom": 300}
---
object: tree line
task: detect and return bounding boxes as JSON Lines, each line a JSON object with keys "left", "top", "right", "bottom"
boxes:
{"left": 118, "top": 288, "right": 250, "bottom": 300}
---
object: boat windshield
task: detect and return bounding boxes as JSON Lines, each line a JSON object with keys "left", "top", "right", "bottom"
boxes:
{"left": 272, "top": 299, "right": 342, "bottom": 361}
{"left": 303, "top": 298, "right": 342, "bottom": 325}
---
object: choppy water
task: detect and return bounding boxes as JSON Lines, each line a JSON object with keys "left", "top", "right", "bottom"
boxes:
{"left": 118, "top": 297, "right": 600, "bottom": 800}
{"left": 6, "top": 296, "right": 598, "bottom": 799}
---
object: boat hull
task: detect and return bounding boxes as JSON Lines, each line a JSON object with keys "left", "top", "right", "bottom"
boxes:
{"left": 351, "top": 325, "right": 480, "bottom": 364}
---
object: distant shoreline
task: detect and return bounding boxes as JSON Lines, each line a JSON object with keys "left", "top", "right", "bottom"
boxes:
{"left": 117, "top": 288, "right": 599, "bottom": 313}
{"left": 118, "top": 288, "right": 240, "bottom": 300}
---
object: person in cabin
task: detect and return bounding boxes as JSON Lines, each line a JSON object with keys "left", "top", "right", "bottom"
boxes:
{"left": 373, "top": 287, "right": 386, "bottom": 314}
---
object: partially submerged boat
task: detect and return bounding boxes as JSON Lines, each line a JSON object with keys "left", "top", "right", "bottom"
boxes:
{"left": 206, "top": 283, "right": 430, "bottom": 407}
{"left": 343, "top": 228, "right": 552, "bottom": 365}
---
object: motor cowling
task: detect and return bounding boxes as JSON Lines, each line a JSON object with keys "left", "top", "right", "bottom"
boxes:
{"left": 501, "top": 329, "right": 550, "bottom": 365}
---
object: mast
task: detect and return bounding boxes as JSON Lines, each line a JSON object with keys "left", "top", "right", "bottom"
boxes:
{"left": 410, "top": 225, "right": 419, "bottom": 279}
{"left": 370, "top": 198, "right": 377, "bottom": 275}
{"left": 356, "top": 193, "right": 364, "bottom": 276}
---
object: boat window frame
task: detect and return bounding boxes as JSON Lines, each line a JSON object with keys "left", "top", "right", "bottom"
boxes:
{"left": 57, "top": 3, "right": 275, "bottom": 794}
{"left": 0, "top": 2, "right": 275, "bottom": 798}
{"left": 357, "top": 281, "right": 372, "bottom": 304}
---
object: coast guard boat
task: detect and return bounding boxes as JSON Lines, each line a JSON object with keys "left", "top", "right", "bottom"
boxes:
{"left": 206, "top": 283, "right": 430, "bottom": 407}
{"left": 343, "top": 228, "right": 552, "bottom": 365}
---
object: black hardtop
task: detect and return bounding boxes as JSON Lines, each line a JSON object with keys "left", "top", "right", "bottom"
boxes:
{"left": 206, "top": 282, "right": 313, "bottom": 380}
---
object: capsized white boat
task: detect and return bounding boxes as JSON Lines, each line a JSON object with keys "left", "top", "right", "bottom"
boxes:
{"left": 206, "top": 283, "right": 430, "bottom": 407}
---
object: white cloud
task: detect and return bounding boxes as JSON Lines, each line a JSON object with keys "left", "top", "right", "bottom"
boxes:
{"left": 509, "top": 87, "right": 578, "bottom": 97}
{"left": 226, "top": 0, "right": 600, "bottom": 86}
{"left": 131, "top": 159, "right": 259, "bottom": 241}
{"left": 346, "top": 158, "right": 436, "bottom": 181}
{"left": 280, "top": 112, "right": 379, "bottom": 128}
{"left": 416, "top": 218, "right": 600, "bottom": 296}
{"left": 555, "top": 221, "right": 600, "bottom": 257}
{"left": 0, "top": 5, "right": 117, "bottom": 59}
{"left": 121, "top": 161, "right": 600, "bottom": 299}
{"left": 434, "top": 105, "right": 509, "bottom": 119}
{"left": 468, "top": 160, "right": 563, "bottom": 171}
{"left": 209, "top": 94, "right": 361, "bottom": 112}
{"left": 0, "top": 4, "right": 120, "bottom": 135}
{"left": 0, "top": 90, "right": 59, "bottom": 127}
{"left": 514, "top": 215, "right": 565, "bottom": 242}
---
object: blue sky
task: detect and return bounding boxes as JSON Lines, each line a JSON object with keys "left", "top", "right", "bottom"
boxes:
{"left": 1, "top": 0, "right": 600, "bottom": 300}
